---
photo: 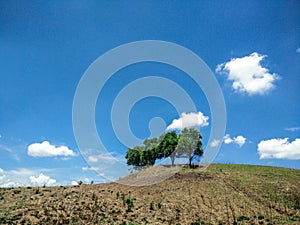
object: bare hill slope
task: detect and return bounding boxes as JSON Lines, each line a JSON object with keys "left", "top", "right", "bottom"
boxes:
{"left": 0, "top": 164, "right": 299, "bottom": 224}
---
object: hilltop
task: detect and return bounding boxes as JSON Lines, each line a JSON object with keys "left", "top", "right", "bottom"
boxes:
{"left": 0, "top": 164, "right": 299, "bottom": 224}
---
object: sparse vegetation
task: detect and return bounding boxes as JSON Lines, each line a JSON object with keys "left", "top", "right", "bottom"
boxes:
{"left": 157, "top": 201, "right": 162, "bottom": 209}
{"left": 150, "top": 201, "right": 155, "bottom": 210}
{"left": 0, "top": 164, "right": 299, "bottom": 224}
{"left": 125, "top": 197, "right": 134, "bottom": 212}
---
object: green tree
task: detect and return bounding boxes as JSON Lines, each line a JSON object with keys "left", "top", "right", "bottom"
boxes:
{"left": 142, "top": 137, "right": 160, "bottom": 166}
{"left": 140, "top": 148, "right": 156, "bottom": 166}
{"left": 176, "top": 128, "right": 203, "bottom": 167}
{"left": 125, "top": 146, "right": 144, "bottom": 168}
{"left": 125, "top": 129, "right": 204, "bottom": 168}
{"left": 143, "top": 137, "right": 159, "bottom": 150}
{"left": 157, "top": 131, "right": 179, "bottom": 166}
{"left": 125, "top": 138, "right": 159, "bottom": 168}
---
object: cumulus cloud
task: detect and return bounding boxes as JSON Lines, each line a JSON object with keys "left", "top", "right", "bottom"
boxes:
{"left": 27, "top": 141, "right": 75, "bottom": 157}
{"left": 83, "top": 177, "right": 94, "bottom": 183}
{"left": 0, "top": 168, "right": 58, "bottom": 187}
{"left": 285, "top": 127, "right": 300, "bottom": 132}
{"left": 166, "top": 112, "right": 209, "bottom": 131}
{"left": 29, "top": 173, "right": 56, "bottom": 186}
{"left": 258, "top": 138, "right": 300, "bottom": 160}
{"left": 0, "top": 177, "right": 22, "bottom": 188}
{"left": 71, "top": 181, "right": 79, "bottom": 186}
{"left": 216, "top": 52, "right": 279, "bottom": 95}
{"left": 0, "top": 175, "right": 5, "bottom": 183}
{"left": 223, "top": 134, "right": 246, "bottom": 147}
{"left": 297, "top": 47, "right": 300, "bottom": 53}
{"left": 210, "top": 139, "right": 221, "bottom": 148}
{"left": 0, "top": 169, "right": 5, "bottom": 187}
{"left": 0, "top": 168, "right": 33, "bottom": 187}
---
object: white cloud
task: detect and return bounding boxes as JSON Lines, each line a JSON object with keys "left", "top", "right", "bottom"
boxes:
{"left": 0, "top": 144, "right": 13, "bottom": 153}
{"left": 82, "top": 166, "right": 101, "bottom": 172}
{"left": 234, "top": 136, "right": 247, "bottom": 147}
{"left": 216, "top": 52, "right": 279, "bottom": 95}
{"left": 0, "top": 178, "right": 22, "bottom": 188}
{"left": 296, "top": 47, "right": 300, "bottom": 53}
{"left": 0, "top": 175, "right": 5, "bottom": 183}
{"left": 285, "top": 127, "right": 300, "bottom": 132}
{"left": 87, "top": 155, "right": 98, "bottom": 163}
{"left": 0, "top": 168, "right": 57, "bottom": 188}
{"left": 0, "top": 169, "right": 5, "bottom": 186}
{"left": 223, "top": 134, "right": 246, "bottom": 147}
{"left": 82, "top": 167, "right": 105, "bottom": 177}
{"left": 87, "top": 153, "right": 116, "bottom": 163}
{"left": 82, "top": 166, "right": 88, "bottom": 172}
{"left": 83, "top": 177, "right": 93, "bottom": 183}
{"left": 223, "top": 134, "right": 233, "bottom": 144}
{"left": 258, "top": 138, "right": 300, "bottom": 160}
{"left": 210, "top": 139, "right": 221, "bottom": 148}
{"left": 71, "top": 181, "right": 79, "bottom": 186}
{"left": 10, "top": 168, "right": 37, "bottom": 176}
{"left": 166, "top": 112, "right": 209, "bottom": 131}
{"left": 29, "top": 173, "right": 56, "bottom": 186}
{"left": 0, "top": 168, "right": 34, "bottom": 187}
{"left": 27, "top": 141, "right": 75, "bottom": 157}
{"left": 0, "top": 144, "right": 21, "bottom": 161}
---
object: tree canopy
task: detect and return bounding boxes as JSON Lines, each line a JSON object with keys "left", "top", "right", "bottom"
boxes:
{"left": 176, "top": 128, "right": 203, "bottom": 167}
{"left": 156, "top": 131, "right": 178, "bottom": 166}
{"left": 125, "top": 128, "right": 203, "bottom": 168}
{"left": 125, "top": 146, "right": 145, "bottom": 168}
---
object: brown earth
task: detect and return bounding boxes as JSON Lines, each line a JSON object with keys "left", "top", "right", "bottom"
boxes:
{"left": 0, "top": 164, "right": 299, "bottom": 224}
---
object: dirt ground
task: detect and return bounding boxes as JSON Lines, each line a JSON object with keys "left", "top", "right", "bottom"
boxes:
{"left": 0, "top": 164, "right": 299, "bottom": 224}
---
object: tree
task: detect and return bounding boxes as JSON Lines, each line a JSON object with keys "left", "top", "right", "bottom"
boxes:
{"left": 125, "top": 138, "right": 159, "bottom": 169}
{"left": 142, "top": 137, "right": 160, "bottom": 166}
{"left": 176, "top": 128, "right": 203, "bottom": 167}
{"left": 140, "top": 148, "right": 156, "bottom": 166}
{"left": 125, "top": 129, "right": 204, "bottom": 168}
{"left": 143, "top": 137, "right": 159, "bottom": 150}
{"left": 125, "top": 146, "right": 144, "bottom": 168}
{"left": 157, "top": 131, "right": 179, "bottom": 166}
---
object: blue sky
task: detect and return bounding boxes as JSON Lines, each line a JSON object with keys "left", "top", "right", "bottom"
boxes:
{"left": 0, "top": 1, "right": 299, "bottom": 187}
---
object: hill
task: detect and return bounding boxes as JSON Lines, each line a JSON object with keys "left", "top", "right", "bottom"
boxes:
{"left": 0, "top": 164, "right": 299, "bottom": 224}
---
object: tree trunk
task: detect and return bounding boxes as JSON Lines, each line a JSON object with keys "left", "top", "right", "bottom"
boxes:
{"left": 151, "top": 158, "right": 156, "bottom": 165}
{"left": 171, "top": 156, "right": 175, "bottom": 166}
{"left": 189, "top": 157, "right": 192, "bottom": 168}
